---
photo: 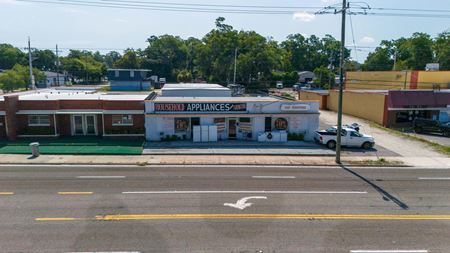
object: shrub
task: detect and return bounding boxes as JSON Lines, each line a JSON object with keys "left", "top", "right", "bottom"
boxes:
{"left": 288, "top": 132, "right": 304, "bottom": 141}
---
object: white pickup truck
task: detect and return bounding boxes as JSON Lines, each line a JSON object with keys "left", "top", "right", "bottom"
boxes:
{"left": 314, "top": 127, "right": 375, "bottom": 149}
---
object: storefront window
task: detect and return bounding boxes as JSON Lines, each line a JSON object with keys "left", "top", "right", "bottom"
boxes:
{"left": 265, "top": 117, "right": 272, "bottom": 132}
{"left": 239, "top": 117, "right": 252, "bottom": 133}
{"left": 274, "top": 118, "right": 288, "bottom": 130}
{"left": 175, "top": 118, "right": 190, "bottom": 133}
{"left": 214, "top": 118, "right": 226, "bottom": 132}
{"left": 112, "top": 115, "right": 133, "bottom": 126}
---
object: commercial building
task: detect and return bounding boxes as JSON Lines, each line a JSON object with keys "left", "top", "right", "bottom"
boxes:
{"left": 299, "top": 89, "right": 450, "bottom": 127}
{"left": 345, "top": 71, "right": 450, "bottom": 90}
{"left": 107, "top": 69, "right": 152, "bottom": 91}
{"left": 145, "top": 84, "right": 320, "bottom": 142}
{"left": 0, "top": 89, "right": 146, "bottom": 140}
{"left": 36, "top": 71, "right": 70, "bottom": 88}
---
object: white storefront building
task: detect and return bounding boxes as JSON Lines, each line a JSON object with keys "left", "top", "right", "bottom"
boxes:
{"left": 145, "top": 84, "right": 320, "bottom": 142}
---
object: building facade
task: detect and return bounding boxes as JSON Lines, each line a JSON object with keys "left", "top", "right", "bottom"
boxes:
{"left": 107, "top": 69, "right": 152, "bottom": 91}
{"left": 0, "top": 90, "right": 146, "bottom": 140}
{"left": 145, "top": 84, "right": 320, "bottom": 142}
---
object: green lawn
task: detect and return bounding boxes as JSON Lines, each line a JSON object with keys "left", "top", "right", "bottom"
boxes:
{"left": 0, "top": 137, "right": 144, "bottom": 155}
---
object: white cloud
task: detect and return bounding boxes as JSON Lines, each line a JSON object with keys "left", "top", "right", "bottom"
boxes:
{"left": 292, "top": 12, "right": 316, "bottom": 22}
{"left": 114, "top": 18, "right": 128, "bottom": 23}
{"left": 360, "top": 36, "right": 375, "bottom": 44}
{"left": 0, "top": 0, "right": 24, "bottom": 5}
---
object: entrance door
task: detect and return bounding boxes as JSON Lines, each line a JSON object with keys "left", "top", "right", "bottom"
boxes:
{"left": 73, "top": 115, "right": 84, "bottom": 135}
{"left": 72, "top": 115, "right": 97, "bottom": 136}
{"left": 85, "top": 115, "right": 97, "bottom": 135}
{"left": 228, "top": 119, "right": 237, "bottom": 139}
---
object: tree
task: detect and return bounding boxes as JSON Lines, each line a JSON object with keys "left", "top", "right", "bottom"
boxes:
{"left": 32, "top": 49, "right": 57, "bottom": 71}
{"left": 114, "top": 49, "right": 141, "bottom": 69}
{"left": 61, "top": 50, "right": 106, "bottom": 84}
{"left": 0, "top": 64, "right": 45, "bottom": 92}
{"left": 313, "top": 66, "right": 335, "bottom": 89}
{"left": 362, "top": 45, "right": 393, "bottom": 71}
{"left": 406, "top": 33, "right": 433, "bottom": 70}
{"left": 434, "top": 31, "right": 450, "bottom": 70}
{"left": 0, "top": 44, "right": 26, "bottom": 70}
{"left": 176, "top": 69, "right": 192, "bottom": 83}
{"left": 104, "top": 51, "right": 121, "bottom": 68}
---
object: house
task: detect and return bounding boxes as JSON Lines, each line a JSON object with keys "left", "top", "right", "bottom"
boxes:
{"left": 107, "top": 69, "right": 152, "bottom": 91}
{"left": 36, "top": 71, "right": 69, "bottom": 88}
{"left": 297, "top": 71, "right": 315, "bottom": 84}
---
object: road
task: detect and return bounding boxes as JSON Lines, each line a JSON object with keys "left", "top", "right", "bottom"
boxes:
{"left": 1, "top": 165, "right": 450, "bottom": 252}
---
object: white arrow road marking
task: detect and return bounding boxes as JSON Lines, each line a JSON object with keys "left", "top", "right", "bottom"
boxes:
{"left": 224, "top": 196, "right": 267, "bottom": 210}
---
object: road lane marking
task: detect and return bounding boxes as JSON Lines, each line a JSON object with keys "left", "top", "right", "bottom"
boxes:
{"left": 252, "top": 176, "right": 296, "bottom": 179}
{"left": 224, "top": 196, "right": 267, "bottom": 210}
{"left": 35, "top": 213, "right": 450, "bottom": 222}
{"left": 66, "top": 251, "right": 140, "bottom": 253}
{"left": 0, "top": 192, "right": 14, "bottom": 195}
{"left": 418, "top": 177, "right": 450, "bottom": 180}
{"left": 121, "top": 190, "right": 367, "bottom": 194}
{"left": 351, "top": 251, "right": 428, "bottom": 253}
{"left": 76, "top": 176, "right": 126, "bottom": 179}
{"left": 58, "top": 192, "right": 94, "bottom": 195}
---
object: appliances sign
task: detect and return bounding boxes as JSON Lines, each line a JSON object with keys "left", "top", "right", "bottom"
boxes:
{"left": 155, "top": 103, "right": 247, "bottom": 112}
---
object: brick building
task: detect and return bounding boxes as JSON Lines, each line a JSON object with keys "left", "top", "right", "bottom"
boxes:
{"left": 0, "top": 90, "right": 146, "bottom": 140}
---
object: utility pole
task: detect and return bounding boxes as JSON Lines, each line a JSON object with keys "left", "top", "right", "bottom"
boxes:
{"left": 335, "top": 0, "right": 348, "bottom": 164}
{"left": 55, "top": 44, "right": 60, "bottom": 86}
{"left": 393, "top": 49, "right": 397, "bottom": 71}
{"left": 27, "top": 37, "right": 35, "bottom": 90}
{"left": 233, "top": 47, "right": 237, "bottom": 84}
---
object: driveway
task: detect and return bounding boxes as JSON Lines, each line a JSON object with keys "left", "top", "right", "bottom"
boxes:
{"left": 406, "top": 132, "right": 450, "bottom": 147}
{"left": 319, "top": 110, "right": 447, "bottom": 159}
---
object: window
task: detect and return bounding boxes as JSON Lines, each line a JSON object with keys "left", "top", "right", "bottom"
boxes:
{"left": 265, "top": 117, "right": 272, "bottom": 132}
{"left": 130, "top": 70, "right": 135, "bottom": 78}
{"left": 350, "top": 131, "right": 363, "bottom": 137}
{"left": 115, "top": 70, "right": 119, "bottom": 77}
{"left": 175, "top": 118, "right": 190, "bottom": 133}
{"left": 112, "top": 115, "right": 133, "bottom": 126}
{"left": 214, "top": 118, "right": 226, "bottom": 132}
{"left": 239, "top": 117, "right": 251, "bottom": 123}
{"left": 28, "top": 115, "right": 50, "bottom": 126}
{"left": 274, "top": 118, "right": 288, "bottom": 130}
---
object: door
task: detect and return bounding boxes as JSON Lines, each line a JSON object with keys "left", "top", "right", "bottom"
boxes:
{"left": 73, "top": 115, "right": 84, "bottom": 135}
{"left": 228, "top": 119, "right": 237, "bottom": 139}
{"left": 348, "top": 131, "right": 363, "bottom": 147}
{"left": 72, "top": 115, "right": 97, "bottom": 136}
{"left": 85, "top": 115, "right": 97, "bottom": 135}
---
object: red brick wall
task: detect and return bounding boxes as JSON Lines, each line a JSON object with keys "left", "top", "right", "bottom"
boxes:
{"left": 103, "top": 100, "right": 144, "bottom": 110}
{"left": 16, "top": 114, "right": 55, "bottom": 135}
{"left": 0, "top": 101, "right": 5, "bottom": 111}
{"left": 4, "top": 95, "right": 18, "bottom": 140}
{"left": 0, "top": 116, "right": 6, "bottom": 139}
{"left": 18, "top": 100, "right": 59, "bottom": 110}
{"left": 59, "top": 100, "right": 103, "bottom": 110}
{"left": 103, "top": 114, "right": 145, "bottom": 134}
{"left": 57, "top": 114, "right": 71, "bottom": 136}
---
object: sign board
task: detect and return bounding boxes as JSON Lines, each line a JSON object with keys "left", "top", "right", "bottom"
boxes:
{"left": 155, "top": 103, "right": 247, "bottom": 112}
{"left": 280, "top": 104, "right": 310, "bottom": 112}
{"left": 425, "top": 63, "right": 439, "bottom": 71}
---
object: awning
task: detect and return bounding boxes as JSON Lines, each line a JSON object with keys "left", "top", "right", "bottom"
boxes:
{"left": 0, "top": 111, "right": 5, "bottom": 116}
{"left": 55, "top": 110, "right": 103, "bottom": 114}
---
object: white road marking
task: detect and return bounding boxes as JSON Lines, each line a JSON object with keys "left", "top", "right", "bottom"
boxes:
{"left": 350, "top": 250, "right": 428, "bottom": 253}
{"left": 418, "top": 177, "right": 450, "bottom": 180}
{"left": 224, "top": 196, "right": 267, "bottom": 210}
{"left": 76, "top": 176, "right": 126, "bottom": 179}
{"left": 67, "top": 251, "right": 141, "bottom": 253}
{"left": 252, "top": 176, "right": 296, "bottom": 179}
{"left": 122, "top": 190, "right": 367, "bottom": 194}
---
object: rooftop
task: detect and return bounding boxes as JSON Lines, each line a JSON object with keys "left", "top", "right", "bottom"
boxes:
{"left": 1, "top": 89, "right": 148, "bottom": 101}
{"left": 162, "top": 83, "right": 230, "bottom": 91}
{"left": 153, "top": 96, "right": 281, "bottom": 102}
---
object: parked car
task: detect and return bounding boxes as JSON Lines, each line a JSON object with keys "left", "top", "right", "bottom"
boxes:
{"left": 413, "top": 118, "right": 450, "bottom": 137}
{"left": 314, "top": 127, "right": 375, "bottom": 149}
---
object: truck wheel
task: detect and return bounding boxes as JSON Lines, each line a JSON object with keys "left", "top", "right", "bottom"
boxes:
{"left": 326, "top": 140, "right": 336, "bottom": 149}
{"left": 362, "top": 142, "right": 372, "bottom": 150}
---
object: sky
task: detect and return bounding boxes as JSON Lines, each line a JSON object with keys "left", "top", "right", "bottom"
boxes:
{"left": 1, "top": 0, "right": 449, "bottom": 62}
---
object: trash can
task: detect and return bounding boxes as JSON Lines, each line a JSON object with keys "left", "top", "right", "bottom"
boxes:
{"left": 30, "top": 142, "right": 40, "bottom": 157}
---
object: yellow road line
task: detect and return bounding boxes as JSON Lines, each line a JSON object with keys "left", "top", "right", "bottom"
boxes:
{"left": 57, "top": 192, "right": 94, "bottom": 195}
{"left": 35, "top": 213, "right": 450, "bottom": 222}
{"left": 0, "top": 192, "right": 14, "bottom": 195}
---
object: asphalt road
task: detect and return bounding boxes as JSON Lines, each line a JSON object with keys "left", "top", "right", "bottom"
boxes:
{"left": 1, "top": 165, "right": 450, "bottom": 252}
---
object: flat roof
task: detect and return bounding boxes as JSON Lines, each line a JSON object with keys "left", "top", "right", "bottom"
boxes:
{"left": 153, "top": 96, "right": 281, "bottom": 102}
{"left": 1, "top": 89, "right": 148, "bottom": 101}
{"left": 162, "top": 83, "right": 230, "bottom": 91}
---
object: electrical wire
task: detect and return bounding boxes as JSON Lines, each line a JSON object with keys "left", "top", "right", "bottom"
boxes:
{"left": 348, "top": 14, "right": 358, "bottom": 62}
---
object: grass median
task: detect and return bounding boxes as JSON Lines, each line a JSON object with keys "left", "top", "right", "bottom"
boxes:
{"left": 0, "top": 137, "right": 144, "bottom": 155}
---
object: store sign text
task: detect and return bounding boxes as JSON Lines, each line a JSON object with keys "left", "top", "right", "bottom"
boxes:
{"left": 155, "top": 103, "right": 247, "bottom": 112}
{"left": 280, "top": 104, "right": 310, "bottom": 112}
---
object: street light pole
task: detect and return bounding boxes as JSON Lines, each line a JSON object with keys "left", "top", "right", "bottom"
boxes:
{"left": 27, "top": 37, "right": 35, "bottom": 90}
{"left": 233, "top": 47, "right": 237, "bottom": 84}
{"left": 335, "top": 0, "right": 347, "bottom": 164}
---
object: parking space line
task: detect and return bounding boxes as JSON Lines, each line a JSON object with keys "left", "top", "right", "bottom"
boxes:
{"left": 252, "top": 176, "right": 296, "bottom": 179}
{"left": 418, "top": 177, "right": 450, "bottom": 180}
{"left": 0, "top": 192, "right": 14, "bottom": 195}
{"left": 122, "top": 190, "right": 367, "bottom": 194}
{"left": 76, "top": 176, "right": 126, "bottom": 179}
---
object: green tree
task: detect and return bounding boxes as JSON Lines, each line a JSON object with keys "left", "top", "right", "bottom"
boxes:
{"left": 0, "top": 69, "right": 26, "bottom": 92}
{"left": 32, "top": 49, "right": 57, "bottom": 71}
{"left": 61, "top": 50, "right": 106, "bottom": 84}
{"left": 0, "top": 44, "right": 26, "bottom": 69}
{"left": 176, "top": 69, "right": 192, "bottom": 83}
{"left": 362, "top": 45, "right": 393, "bottom": 71}
{"left": 104, "top": 51, "right": 122, "bottom": 68}
{"left": 114, "top": 49, "right": 141, "bottom": 69}
{"left": 313, "top": 66, "right": 335, "bottom": 89}
{"left": 434, "top": 31, "right": 450, "bottom": 70}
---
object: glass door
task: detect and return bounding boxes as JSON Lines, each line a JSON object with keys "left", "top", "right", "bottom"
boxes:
{"left": 73, "top": 115, "right": 84, "bottom": 135}
{"left": 228, "top": 119, "right": 237, "bottom": 139}
{"left": 85, "top": 115, "right": 97, "bottom": 135}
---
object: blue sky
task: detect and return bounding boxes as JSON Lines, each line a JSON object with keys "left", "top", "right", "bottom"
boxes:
{"left": 1, "top": 0, "right": 449, "bottom": 62}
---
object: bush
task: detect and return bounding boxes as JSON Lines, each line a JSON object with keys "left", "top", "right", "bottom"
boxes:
{"left": 105, "top": 128, "right": 145, "bottom": 135}
{"left": 17, "top": 126, "right": 55, "bottom": 135}
{"left": 288, "top": 132, "right": 304, "bottom": 141}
